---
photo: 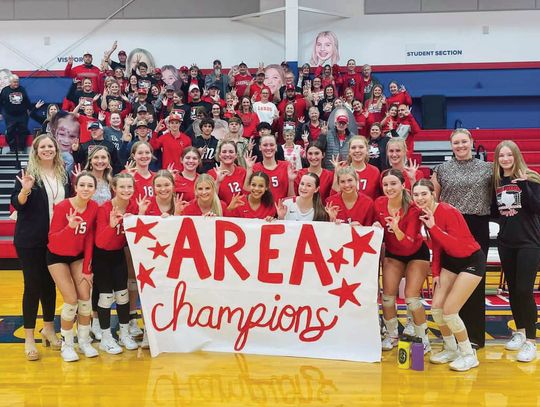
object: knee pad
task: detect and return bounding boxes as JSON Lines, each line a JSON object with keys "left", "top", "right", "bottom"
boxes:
{"left": 77, "top": 299, "right": 92, "bottom": 316}
{"left": 381, "top": 294, "right": 396, "bottom": 308}
{"left": 405, "top": 297, "right": 423, "bottom": 312}
{"left": 128, "top": 278, "right": 138, "bottom": 292}
{"left": 443, "top": 313, "right": 466, "bottom": 333}
{"left": 98, "top": 293, "right": 114, "bottom": 309}
{"left": 61, "top": 303, "right": 77, "bottom": 322}
{"left": 431, "top": 308, "right": 445, "bottom": 326}
{"left": 115, "top": 289, "right": 129, "bottom": 306}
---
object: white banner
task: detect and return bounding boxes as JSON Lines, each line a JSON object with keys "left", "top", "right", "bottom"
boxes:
{"left": 124, "top": 216, "right": 383, "bottom": 362}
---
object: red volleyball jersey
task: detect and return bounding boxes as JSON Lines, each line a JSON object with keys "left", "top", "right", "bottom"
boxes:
{"left": 428, "top": 202, "right": 481, "bottom": 277}
{"left": 294, "top": 168, "right": 334, "bottom": 202}
{"left": 231, "top": 195, "right": 277, "bottom": 219}
{"left": 144, "top": 196, "right": 173, "bottom": 216}
{"left": 174, "top": 174, "right": 197, "bottom": 202}
{"left": 131, "top": 171, "right": 155, "bottom": 200}
{"left": 326, "top": 192, "right": 375, "bottom": 226}
{"left": 182, "top": 199, "right": 230, "bottom": 216}
{"left": 47, "top": 199, "right": 99, "bottom": 275}
{"left": 253, "top": 160, "right": 290, "bottom": 202}
{"left": 374, "top": 196, "right": 423, "bottom": 257}
{"left": 356, "top": 164, "right": 381, "bottom": 199}
{"left": 208, "top": 166, "right": 247, "bottom": 204}
{"left": 95, "top": 200, "right": 137, "bottom": 251}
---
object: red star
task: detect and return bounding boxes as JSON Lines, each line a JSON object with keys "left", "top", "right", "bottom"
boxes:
{"left": 126, "top": 218, "right": 158, "bottom": 244}
{"left": 328, "top": 278, "right": 362, "bottom": 308}
{"left": 137, "top": 263, "right": 156, "bottom": 292}
{"left": 327, "top": 247, "right": 349, "bottom": 273}
{"left": 148, "top": 241, "right": 170, "bottom": 259}
{"left": 343, "top": 229, "right": 376, "bottom": 266}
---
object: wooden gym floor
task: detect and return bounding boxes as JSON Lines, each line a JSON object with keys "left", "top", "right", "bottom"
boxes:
{"left": 0, "top": 270, "right": 538, "bottom": 407}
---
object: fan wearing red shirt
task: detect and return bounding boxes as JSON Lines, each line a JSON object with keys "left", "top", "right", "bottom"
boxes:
{"left": 386, "top": 81, "right": 413, "bottom": 108}
{"left": 246, "top": 71, "right": 272, "bottom": 102}
{"left": 208, "top": 140, "right": 247, "bottom": 204}
{"left": 231, "top": 62, "right": 253, "bottom": 100}
{"left": 340, "top": 59, "right": 364, "bottom": 100}
{"left": 230, "top": 171, "right": 276, "bottom": 219}
{"left": 245, "top": 134, "right": 295, "bottom": 202}
{"left": 237, "top": 96, "right": 260, "bottom": 138}
{"left": 295, "top": 142, "right": 333, "bottom": 202}
{"left": 174, "top": 147, "right": 200, "bottom": 202}
{"left": 179, "top": 174, "right": 233, "bottom": 216}
{"left": 277, "top": 84, "right": 308, "bottom": 120}
{"left": 413, "top": 179, "right": 484, "bottom": 371}
{"left": 94, "top": 173, "right": 139, "bottom": 354}
{"left": 396, "top": 104, "right": 421, "bottom": 157}
{"left": 386, "top": 137, "right": 423, "bottom": 190}
{"left": 46, "top": 171, "right": 99, "bottom": 362}
{"left": 375, "top": 169, "right": 431, "bottom": 353}
{"left": 326, "top": 166, "right": 374, "bottom": 225}
{"left": 64, "top": 53, "right": 101, "bottom": 92}
{"left": 150, "top": 113, "right": 192, "bottom": 171}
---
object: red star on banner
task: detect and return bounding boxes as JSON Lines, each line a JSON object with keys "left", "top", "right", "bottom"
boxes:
{"left": 328, "top": 278, "right": 362, "bottom": 308}
{"left": 343, "top": 229, "right": 376, "bottom": 266}
{"left": 148, "top": 241, "right": 170, "bottom": 259}
{"left": 327, "top": 247, "right": 349, "bottom": 273}
{"left": 137, "top": 263, "right": 156, "bottom": 292}
{"left": 125, "top": 218, "right": 158, "bottom": 244}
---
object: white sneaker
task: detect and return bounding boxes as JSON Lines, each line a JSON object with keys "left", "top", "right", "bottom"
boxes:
{"left": 129, "top": 319, "right": 143, "bottom": 337}
{"left": 61, "top": 343, "right": 79, "bottom": 362}
{"left": 140, "top": 331, "right": 149, "bottom": 349}
{"left": 517, "top": 341, "right": 537, "bottom": 363}
{"left": 119, "top": 334, "right": 139, "bottom": 350}
{"left": 99, "top": 335, "right": 123, "bottom": 355}
{"left": 430, "top": 348, "right": 459, "bottom": 364}
{"left": 78, "top": 340, "right": 99, "bottom": 358}
{"left": 91, "top": 319, "right": 102, "bottom": 341}
{"left": 403, "top": 318, "right": 415, "bottom": 336}
{"left": 505, "top": 332, "right": 526, "bottom": 351}
{"left": 382, "top": 336, "right": 398, "bottom": 351}
{"left": 449, "top": 350, "right": 479, "bottom": 371}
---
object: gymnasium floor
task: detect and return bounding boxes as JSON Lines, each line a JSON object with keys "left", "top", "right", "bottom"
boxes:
{"left": 1, "top": 270, "right": 538, "bottom": 407}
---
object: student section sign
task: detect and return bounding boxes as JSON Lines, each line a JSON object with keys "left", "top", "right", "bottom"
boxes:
{"left": 124, "top": 216, "right": 383, "bottom": 362}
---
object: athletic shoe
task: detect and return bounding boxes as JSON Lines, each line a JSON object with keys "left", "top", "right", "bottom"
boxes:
{"left": 505, "top": 332, "right": 526, "bottom": 351}
{"left": 517, "top": 341, "right": 537, "bottom": 363}
{"left": 449, "top": 350, "right": 479, "bottom": 371}
{"left": 91, "top": 319, "right": 102, "bottom": 341}
{"left": 119, "top": 334, "right": 139, "bottom": 350}
{"left": 430, "top": 348, "right": 459, "bottom": 364}
{"left": 129, "top": 319, "right": 144, "bottom": 337}
{"left": 61, "top": 343, "right": 79, "bottom": 362}
{"left": 403, "top": 318, "right": 415, "bottom": 336}
{"left": 99, "top": 335, "right": 123, "bottom": 355}
{"left": 381, "top": 336, "right": 398, "bottom": 351}
{"left": 78, "top": 341, "right": 99, "bottom": 358}
{"left": 140, "top": 331, "right": 150, "bottom": 349}
{"left": 422, "top": 337, "right": 432, "bottom": 354}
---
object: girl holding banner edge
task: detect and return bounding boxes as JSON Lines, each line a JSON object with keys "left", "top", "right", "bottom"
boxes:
{"left": 412, "top": 179, "right": 484, "bottom": 371}
{"left": 374, "top": 169, "right": 431, "bottom": 353}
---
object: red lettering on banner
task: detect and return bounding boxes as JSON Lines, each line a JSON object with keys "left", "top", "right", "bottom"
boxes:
{"left": 167, "top": 218, "right": 211, "bottom": 280}
{"left": 214, "top": 220, "right": 249, "bottom": 281}
{"left": 152, "top": 281, "right": 339, "bottom": 351}
{"left": 289, "top": 224, "right": 333, "bottom": 286}
{"left": 258, "top": 224, "right": 285, "bottom": 284}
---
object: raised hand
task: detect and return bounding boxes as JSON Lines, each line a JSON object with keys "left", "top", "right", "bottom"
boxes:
{"left": 71, "top": 138, "right": 80, "bottom": 152}
{"left": 243, "top": 151, "right": 257, "bottom": 170}
{"left": 80, "top": 272, "right": 93, "bottom": 288}
{"left": 136, "top": 195, "right": 151, "bottom": 215}
{"left": 321, "top": 123, "right": 328, "bottom": 135}
{"left": 109, "top": 206, "right": 124, "bottom": 228}
{"left": 166, "top": 162, "right": 179, "bottom": 176}
{"left": 287, "top": 161, "right": 298, "bottom": 181}
{"left": 71, "top": 163, "right": 82, "bottom": 178}
{"left": 16, "top": 169, "right": 35, "bottom": 192}
{"left": 174, "top": 193, "right": 189, "bottom": 215}
{"left": 301, "top": 130, "right": 309, "bottom": 143}
{"left": 511, "top": 169, "right": 529, "bottom": 183}
{"left": 66, "top": 208, "right": 84, "bottom": 229}
{"left": 275, "top": 198, "right": 287, "bottom": 220}
{"left": 214, "top": 164, "right": 230, "bottom": 183}
{"left": 403, "top": 158, "right": 419, "bottom": 181}
{"left": 324, "top": 202, "right": 340, "bottom": 222}
{"left": 98, "top": 111, "right": 106, "bottom": 122}
{"left": 385, "top": 213, "right": 401, "bottom": 233}
{"left": 227, "top": 193, "right": 245, "bottom": 211}
{"left": 35, "top": 100, "right": 45, "bottom": 109}
{"left": 330, "top": 154, "right": 347, "bottom": 170}
{"left": 124, "top": 160, "right": 137, "bottom": 175}
{"left": 419, "top": 207, "right": 435, "bottom": 229}
{"left": 156, "top": 119, "right": 166, "bottom": 132}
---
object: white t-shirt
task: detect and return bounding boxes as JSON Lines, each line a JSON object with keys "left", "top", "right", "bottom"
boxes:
{"left": 283, "top": 197, "right": 314, "bottom": 221}
{"left": 253, "top": 101, "right": 278, "bottom": 124}
{"left": 282, "top": 144, "right": 304, "bottom": 171}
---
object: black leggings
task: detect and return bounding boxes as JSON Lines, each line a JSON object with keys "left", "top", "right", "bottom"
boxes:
{"left": 16, "top": 246, "right": 56, "bottom": 329}
{"left": 460, "top": 214, "right": 489, "bottom": 348}
{"left": 498, "top": 245, "right": 540, "bottom": 339}
{"left": 93, "top": 247, "right": 130, "bottom": 330}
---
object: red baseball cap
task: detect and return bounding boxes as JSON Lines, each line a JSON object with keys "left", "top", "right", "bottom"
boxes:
{"left": 336, "top": 114, "right": 349, "bottom": 124}
{"left": 179, "top": 66, "right": 189, "bottom": 72}
{"left": 286, "top": 83, "right": 295, "bottom": 91}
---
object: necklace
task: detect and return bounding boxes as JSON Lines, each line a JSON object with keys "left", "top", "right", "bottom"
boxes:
{"left": 43, "top": 173, "right": 60, "bottom": 202}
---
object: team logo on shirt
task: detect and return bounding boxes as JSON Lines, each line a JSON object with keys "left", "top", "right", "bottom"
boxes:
{"left": 8, "top": 92, "right": 23, "bottom": 104}
{"left": 496, "top": 184, "right": 522, "bottom": 217}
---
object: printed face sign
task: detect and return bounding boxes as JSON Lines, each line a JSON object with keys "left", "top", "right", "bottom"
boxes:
{"left": 124, "top": 216, "right": 383, "bottom": 362}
